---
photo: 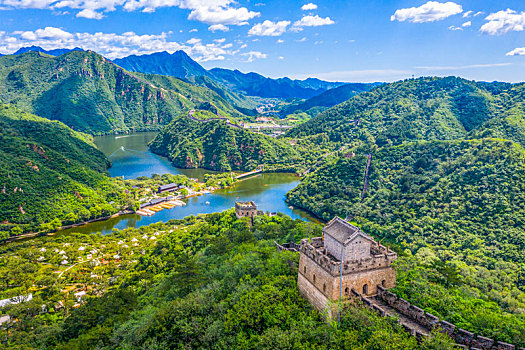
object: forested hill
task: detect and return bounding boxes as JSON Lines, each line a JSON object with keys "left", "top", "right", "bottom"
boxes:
{"left": 0, "top": 104, "right": 132, "bottom": 234}
{"left": 280, "top": 82, "right": 379, "bottom": 115}
{"left": 287, "top": 138, "right": 525, "bottom": 344}
{"left": 0, "top": 51, "right": 246, "bottom": 134}
{"left": 149, "top": 115, "right": 302, "bottom": 172}
{"left": 287, "top": 76, "right": 525, "bottom": 148}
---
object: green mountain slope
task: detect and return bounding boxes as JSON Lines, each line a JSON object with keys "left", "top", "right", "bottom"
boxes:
{"left": 287, "top": 138, "right": 525, "bottom": 343}
{"left": 0, "top": 51, "right": 245, "bottom": 134}
{"left": 287, "top": 77, "right": 525, "bottom": 148}
{"left": 0, "top": 104, "right": 132, "bottom": 233}
{"left": 149, "top": 115, "right": 302, "bottom": 171}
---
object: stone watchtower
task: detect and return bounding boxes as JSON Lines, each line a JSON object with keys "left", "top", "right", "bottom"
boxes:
{"left": 235, "top": 201, "right": 258, "bottom": 219}
{"left": 298, "top": 216, "right": 397, "bottom": 314}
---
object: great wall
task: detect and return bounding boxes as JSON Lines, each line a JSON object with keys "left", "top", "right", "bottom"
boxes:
{"left": 354, "top": 285, "right": 523, "bottom": 350}
{"left": 273, "top": 213, "right": 524, "bottom": 350}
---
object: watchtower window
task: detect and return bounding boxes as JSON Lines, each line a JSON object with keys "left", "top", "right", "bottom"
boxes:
{"left": 344, "top": 287, "right": 349, "bottom": 295}
{"left": 303, "top": 266, "right": 306, "bottom": 274}
{"left": 313, "top": 274, "right": 316, "bottom": 284}
{"left": 363, "top": 284, "right": 368, "bottom": 294}
{"left": 323, "top": 283, "right": 326, "bottom": 292}
{"left": 381, "top": 280, "right": 386, "bottom": 287}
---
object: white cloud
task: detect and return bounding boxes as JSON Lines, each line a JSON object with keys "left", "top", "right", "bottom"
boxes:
{"left": 297, "top": 37, "right": 306, "bottom": 42}
{"left": 189, "top": 28, "right": 198, "bottom": 32}
{"left": 248, "top": 20, "right": 290, "bottom": 36}
{"left": 76, "top": 8, "right": 104, "bottom": 19}
{"left": 186, "top": 37, "right": 201, "bottom": 44}
{"left": 480, "top": 9, "right": 525, "bottom": 35}
{"left": 506, "top": 47, "right": 525, "bottom": 56}
{"left": 462, "top": 21, "right": 471, "bottom": 27}
{"left": 448, "top": 25, "right": 462, "bottom": 31}
{"left": 301, "top": 3, "right": 316, "bottom": 11}
{"left": 241, "top": 50, "right": 266, "bottom": 62}
{"left": 292, "top": 14, "right": 334, "bottom": 31}
{"left": 463, "top": 10, "right": 472, "bottom": 18}
{"left": 0, "top": 0, "right": 55, "bottom": 9}
{"left": 278, "top": 56, "right": 284, "bottom": 60}
{"left": 0, "top": 0, "right": 260, "bottom": 24}
{"left": 276, "top": 39, "right": 284, "bottom": 43}
{"left": 187, "top": 4, "right": 259, "bottom": 25}
{"left": 17, "top": 26, "right": 74, "bottom": 39}
{"left": 391, "top": 1, "right": 463, "bottom": 23}
{"left": 208, "top": 24, "right": 229, "bottom": 32}
{"left": 0, "top": 27, "right": 237, "bottom": 61}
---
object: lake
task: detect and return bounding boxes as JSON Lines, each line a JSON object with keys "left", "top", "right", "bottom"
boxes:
{"left": 61, "top": 132, "right": 318, "bottom": 235}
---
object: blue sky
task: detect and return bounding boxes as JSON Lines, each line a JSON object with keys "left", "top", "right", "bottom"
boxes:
{"left": 1, "top": 0, "right": 525, "bottom": 82}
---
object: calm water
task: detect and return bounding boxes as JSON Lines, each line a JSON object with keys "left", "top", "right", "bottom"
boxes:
{"left": 94, "top": 132, "right": 219, "bottom": 181}
{"left": 61, "top": 132, "right": 318, "bottom": 235}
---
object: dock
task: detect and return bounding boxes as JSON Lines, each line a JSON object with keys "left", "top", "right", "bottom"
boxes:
{"left": 136, "top": 199, "right": 186, "bottom": 216}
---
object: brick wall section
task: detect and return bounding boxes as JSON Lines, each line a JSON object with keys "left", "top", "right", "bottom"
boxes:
{"left": 299, "top": 238, "right": 397, "bottom": 279}
{"left": 297, "top": 273, "right": 333, "bottom": 317}
{"left": 324, "top": 234, "right": 372, "bottom": 261}
{"left": 375, "top": 285, "right": 524, "bottom": 350}
{"left": 298, "top": 245, "right": 396, "bottom": 301}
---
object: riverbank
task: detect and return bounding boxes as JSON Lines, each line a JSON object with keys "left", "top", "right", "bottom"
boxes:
{"left": 2, "top": 210, "right": 135, "bottom": 244}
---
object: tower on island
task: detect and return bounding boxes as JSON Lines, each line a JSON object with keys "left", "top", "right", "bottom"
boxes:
{"left": 298, "top": 216, "right": 397, "bottom": 315}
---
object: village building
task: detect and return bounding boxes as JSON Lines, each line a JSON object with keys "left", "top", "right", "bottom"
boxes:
{"left": 158, "top": 183, "right": 186, "bottom": 193}
{"left": 297, "top": 216, "right": 397, "bottom": 315}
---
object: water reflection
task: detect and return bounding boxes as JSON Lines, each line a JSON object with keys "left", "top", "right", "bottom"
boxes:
{"left": 94, "top": 132, "right": 219, "bottom": 181}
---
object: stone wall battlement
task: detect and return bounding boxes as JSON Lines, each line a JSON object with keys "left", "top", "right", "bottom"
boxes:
{"left": 375, "top": 285, "right": 524, "bottom": 350}
{"left": 299, "top": 239, "right": 396, "bottom": 277}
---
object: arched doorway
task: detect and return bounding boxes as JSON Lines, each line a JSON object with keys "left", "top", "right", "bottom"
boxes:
{"left": 381, "top": 279, "right": 386, "bottom": 287}
{"left": 362, "top": 284, "right": 368, "bottom": 295}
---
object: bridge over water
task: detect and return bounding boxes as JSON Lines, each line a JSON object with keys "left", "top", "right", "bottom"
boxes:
{"left": 235, "top": 168, "right": 263, "bottom": 179}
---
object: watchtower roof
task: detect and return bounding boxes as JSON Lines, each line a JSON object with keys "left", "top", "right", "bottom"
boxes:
{"left": 323, "top": 216, "right": 374, "bottom": 245}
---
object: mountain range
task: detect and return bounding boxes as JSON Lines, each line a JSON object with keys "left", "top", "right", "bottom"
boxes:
{"left": 113, "top": 50, "right": 345, "bottom": 99}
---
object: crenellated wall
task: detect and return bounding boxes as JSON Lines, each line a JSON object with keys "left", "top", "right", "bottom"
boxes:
{"left": 374, "top": 285, "right": 524, "bottom": 350}
{"left": 299, "top": 238, "right": 397, "bottom": 277}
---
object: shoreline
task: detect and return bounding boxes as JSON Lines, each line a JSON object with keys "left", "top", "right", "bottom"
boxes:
{"left": 2, "top": 171, "right": 309, "bottom": 244}
{"left": 2, "top": 210, "right": 135, "bottom": 244}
